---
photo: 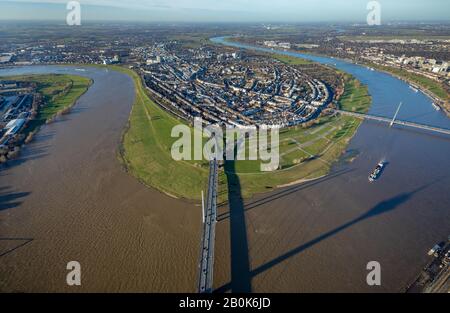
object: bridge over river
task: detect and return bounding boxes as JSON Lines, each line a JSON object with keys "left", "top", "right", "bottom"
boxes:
{"left": 198, "top": 159, "right": 219, "bottom": 293}
{"left": 334, "top": 109, "right": 450, "bottom": 136}
{"left": 195, "top": 105, "right": 449, "bottom": 293}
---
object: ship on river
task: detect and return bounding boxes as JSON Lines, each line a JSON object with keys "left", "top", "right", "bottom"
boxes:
{"left": 431, "top": 102, "right": 441, "bottom": 111}
{"left": 409, "top": 85, "right": 419, "bottom": 93}
{"left": 369, "top": 162, "right": 385, "bottom": 182}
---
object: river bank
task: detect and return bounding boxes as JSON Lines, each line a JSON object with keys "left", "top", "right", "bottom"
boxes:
{"left": 364, "top": 63, "right": 450, "bottom": 118}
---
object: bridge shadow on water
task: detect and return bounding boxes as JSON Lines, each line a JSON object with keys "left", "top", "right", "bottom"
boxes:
{"left": 216, "top": 170, "right": 437, "bottom": 292}
{"left": 0, "top": 185, "right": 30, "bottom": 212}
{"left": 0, "top": 184, "right": 33, "bottom": 257}
{"left": 217, "top": 168, "right": 354, "bottom": 222}
{"left": 0, "top": 238, "right": 34, "bottom": 257}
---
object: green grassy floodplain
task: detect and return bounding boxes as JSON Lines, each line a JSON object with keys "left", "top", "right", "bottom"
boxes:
{"left": 106, "top": 65, "right": 371, "bottom": 199}
{"left": 108, "top": 65, "right": 210, "bottom": 200}
{"left": 228, "top": 116, "right": 364, "bottom": 198}
{"left": 339, "top": 74, "right": 372, "bottom": 113}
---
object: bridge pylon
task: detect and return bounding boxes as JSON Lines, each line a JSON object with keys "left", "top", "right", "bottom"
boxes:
{"left": 390, "top": 102, "right": 403, "bottom": 127}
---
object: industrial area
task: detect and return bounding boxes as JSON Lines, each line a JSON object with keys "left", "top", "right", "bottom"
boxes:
{"left": 0, "top": 80, "right": 37, "bottom": 162}
{"left": 407, "top": 236, "right": 450, "bottom": 293}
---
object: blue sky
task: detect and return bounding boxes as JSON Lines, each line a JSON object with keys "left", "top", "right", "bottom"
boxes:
{"left": 0, "top": 0, "right": 449, "bottom": 22}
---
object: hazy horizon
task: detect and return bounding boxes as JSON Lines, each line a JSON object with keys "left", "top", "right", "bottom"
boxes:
{"left": 0, "top": 0, "right": 449, "bottom": 23}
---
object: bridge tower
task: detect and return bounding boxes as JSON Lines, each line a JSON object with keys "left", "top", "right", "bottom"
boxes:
{"left": 390, "top": 102, "right": 403, "bottom": 127}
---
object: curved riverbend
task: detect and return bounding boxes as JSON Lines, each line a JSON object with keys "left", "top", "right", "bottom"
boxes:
{"left": 212, "top": 36, "right": 450, "bottom": 129}
{"left": 0, "top": 66, "right": 200, "bottom": 292}
{"left": 0, "top": 55, "right": 449, "bottom": 292}
{"left": 212, "top": 37, "right": 450, "bottom": 292}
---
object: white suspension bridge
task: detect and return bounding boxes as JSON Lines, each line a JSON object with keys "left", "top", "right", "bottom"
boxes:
{"left": 334, "top": 102, "right": 450, "bottom": 136}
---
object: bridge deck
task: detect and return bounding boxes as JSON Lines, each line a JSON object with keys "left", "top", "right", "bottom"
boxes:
{"left": 335, "top": 110, "right": 450, "bottom": 135}
{"left": 198, "top": 159, "right": 219, "bottom": 293}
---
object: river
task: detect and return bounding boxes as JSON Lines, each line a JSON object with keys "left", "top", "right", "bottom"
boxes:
{"left": 0, "top": 49, "right": 449, "bottom": 292}
{"left": 0, "top": 66, "right": 201, "bottom": 292}
{"left": 211, "top": 37, "right": 450, "bottom": 292}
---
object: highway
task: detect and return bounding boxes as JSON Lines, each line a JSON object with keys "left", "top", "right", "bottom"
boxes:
{"left": 198, "top": 159, "right": 219, "bottom": 293}
{"left": 334, "top": 109, "right": 450, "bottom": 135}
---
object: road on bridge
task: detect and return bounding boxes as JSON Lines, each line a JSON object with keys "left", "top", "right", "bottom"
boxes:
{"left": 334, "top": 109, "right": 450, "bottom": 136}
{"left": 198, "top": 159, "right": 219, "bottom": 293}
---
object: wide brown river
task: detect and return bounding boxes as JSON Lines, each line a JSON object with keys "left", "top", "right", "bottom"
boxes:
{"left": 0, "top": 66, "right": 201, "bottom": 292}
{"left": 1, "top": 64, "right": 449, "bottom": 293}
